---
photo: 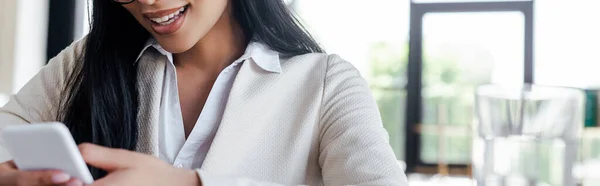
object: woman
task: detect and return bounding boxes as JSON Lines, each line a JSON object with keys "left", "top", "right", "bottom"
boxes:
{"left": 0, "top": 0, "right": 408, "bottom": 185}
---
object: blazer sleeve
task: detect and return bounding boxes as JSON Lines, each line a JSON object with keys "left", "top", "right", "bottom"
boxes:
{"left": 194, "top": 54, "right": 408, "bottom": 186}
{"left": 317, "top": 54, "right": 408, "bottom": 185}
{"left": 0, "top": 37, "right": 85, "bottom": 162}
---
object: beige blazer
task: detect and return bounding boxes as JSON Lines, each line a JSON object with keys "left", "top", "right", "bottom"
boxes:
{"left": 0, "top": 38, "right": 408, "bottom": 185}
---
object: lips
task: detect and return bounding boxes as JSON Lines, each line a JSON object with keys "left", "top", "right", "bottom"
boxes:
{"left": 144, "top": 5, "right": 189, "bottom": 35}
{"left": 149, "top": 6, "right": 186, "bottom": 25}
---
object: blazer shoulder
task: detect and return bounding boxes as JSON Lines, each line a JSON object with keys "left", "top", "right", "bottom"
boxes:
{"left": 283, "top": 52, "right": 346, "bottom": 63}
{"left": 0, "top": 36, "right": 89, "bottom": 124}
{"left": 282, "top": 53, "right": 357, "bottom": 73}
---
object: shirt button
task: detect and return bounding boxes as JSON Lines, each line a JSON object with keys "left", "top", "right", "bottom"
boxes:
{"left": 176, "top": 164, "right": 183, "bottom": 168}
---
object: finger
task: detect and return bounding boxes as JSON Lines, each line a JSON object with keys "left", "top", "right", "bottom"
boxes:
{"left": 79, "top": 143, "right": 147, "bottom": 171}
{"left": 87, "top": 172, "right": 127, "bottom": 186}
{"left": 0, "top": 171, "right": 18, "bottom": 185}
{"left": 88, "top": 174, "right": 116, "bottom": 186}
{"left": 0, "top": 170, "right": 71, "bottom": 185}
{"left": 0, "top": 160, "right": 17, "bottom": 170}
{"left": 62, "top": 178, "right": 83, "bottom": 186}
{"left": 31, "top": 171, "right": 71, "bottom": 185}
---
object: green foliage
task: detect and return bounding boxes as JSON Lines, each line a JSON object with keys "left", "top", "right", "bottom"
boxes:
{"left": 368, "top": 42, "right": 408, "bottom": 88}
{"left": 367, "top": 42, "right": 408, "bottom": 160}
{"left": 366, "top": 40, "right": 494, "bottom": 163}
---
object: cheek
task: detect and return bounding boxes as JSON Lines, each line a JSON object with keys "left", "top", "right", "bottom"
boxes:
{"left": 188, "top": 0, "right": 229, "bottom": 30}
{"left": 171, "top": 1, "right": 228, "bottom": 44}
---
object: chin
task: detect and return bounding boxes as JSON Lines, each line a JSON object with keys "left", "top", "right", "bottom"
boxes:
{"left": 154, "top": 37, "right": 196, "bottom": 54}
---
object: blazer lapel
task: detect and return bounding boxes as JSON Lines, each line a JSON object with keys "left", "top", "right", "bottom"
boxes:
{"left": 200, "top": 61, "right": 279, "bottom": 171}
{"left": 135, "top": 49, "right": 166, "bottom": 157}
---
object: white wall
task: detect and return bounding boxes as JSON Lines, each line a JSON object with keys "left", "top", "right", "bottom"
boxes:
{"left": 535, "top": 0, "right": 600, "bottom": 88}
{"left": 75, "top": 0, "right": 91, "bottom": 40}
{"left": 13, "top": 0, "right": 49, "bottom": 93}
{"left": 0, "top": 0, "right": 18, "bottom": 105}
{"left": 0, "top": 0, "right": 49, "bottom": 106}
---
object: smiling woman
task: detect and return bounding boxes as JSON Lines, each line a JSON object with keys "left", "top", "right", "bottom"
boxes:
{"left": 0, "top": 0, "right": 408, "bottom": 185}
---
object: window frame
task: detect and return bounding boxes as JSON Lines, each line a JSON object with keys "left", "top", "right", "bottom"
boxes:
{"left": 404, "top": 0, "right": 534, "bottom": 174}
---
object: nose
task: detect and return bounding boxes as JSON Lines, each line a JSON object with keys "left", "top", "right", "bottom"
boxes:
{"left": 136, "top": 0, "right": 157, "bottom": 5}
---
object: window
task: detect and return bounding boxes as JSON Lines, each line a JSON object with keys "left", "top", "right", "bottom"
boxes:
{"left": 420, "top": 11, "right": 525, "bottom": 164}
{"left": 405, "top": 0, "right": 533, "bottom": 174}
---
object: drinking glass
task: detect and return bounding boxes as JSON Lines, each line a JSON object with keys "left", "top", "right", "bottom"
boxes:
{"left": 473, "top": 84, "right": 584, "bottom": 186}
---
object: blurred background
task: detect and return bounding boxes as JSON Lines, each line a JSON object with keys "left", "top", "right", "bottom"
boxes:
{"left": 2, "top": 0, "right": 600, "bottom": 184}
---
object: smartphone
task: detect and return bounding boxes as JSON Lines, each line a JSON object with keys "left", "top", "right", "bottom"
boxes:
{"left": 1, "top": 122, "right": 94, "bottom": 184}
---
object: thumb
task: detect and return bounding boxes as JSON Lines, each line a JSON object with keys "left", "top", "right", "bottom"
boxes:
{"left": 78, "top": 143, "right": 144, "bottom": 172}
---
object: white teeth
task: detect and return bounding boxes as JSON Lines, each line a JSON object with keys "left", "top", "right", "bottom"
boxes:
{"left": 160, "top": 16, "right": 169, "bottom": 22}
{"left": 150, "top": 17, "right": 162, "bottom": 23}
{"left": 160, "top": 18, "right": 176, "bottom": 25}
{"left": 150, "top": 6, "right": 186, "bottom": 24}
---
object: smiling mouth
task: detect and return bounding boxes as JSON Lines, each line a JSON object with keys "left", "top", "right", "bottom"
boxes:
{"left": 147, "top": 5, "right": 189, "bottom": 26}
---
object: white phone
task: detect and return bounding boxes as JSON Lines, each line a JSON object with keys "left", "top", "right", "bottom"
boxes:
{"left": 1, "top": 122, "right": 94, "bottom": 184}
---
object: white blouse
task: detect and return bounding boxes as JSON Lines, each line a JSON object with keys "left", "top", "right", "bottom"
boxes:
{"left": 136, "top": 39, "right": 282, "bottom": 169}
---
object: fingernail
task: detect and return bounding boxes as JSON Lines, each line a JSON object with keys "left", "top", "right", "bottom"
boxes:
{"left": 52, "top": 173, "right": 71, "bottom": 183}
{"left": 67, "top": 180, "right": 83, "bottom": 186}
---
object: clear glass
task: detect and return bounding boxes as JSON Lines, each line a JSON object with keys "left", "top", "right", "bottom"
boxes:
{"left": 420, "top": 12, "right": 524, "bottom": 164}
{"left": 474, "top": 84, "right": 584, "bottom": 186}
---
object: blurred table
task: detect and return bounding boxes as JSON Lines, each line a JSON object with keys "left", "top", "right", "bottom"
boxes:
{"left": 408, "top": 174, "right": 473, "bottom": 186}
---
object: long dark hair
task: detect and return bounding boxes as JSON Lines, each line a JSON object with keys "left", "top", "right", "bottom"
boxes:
{"left": 58, "top": 0, "right": 323, "bottom": 179}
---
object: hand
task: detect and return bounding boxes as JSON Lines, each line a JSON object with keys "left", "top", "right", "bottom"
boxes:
{"left": 78, "top": 143, "right": 201, "bottom": 186}
{"left": 0, "top": 160, "right": 83, "bottom": 186}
